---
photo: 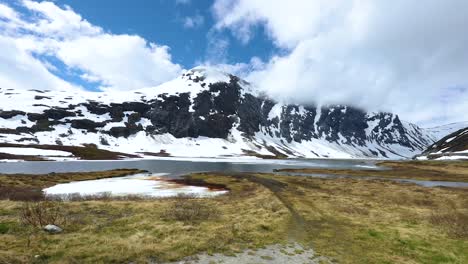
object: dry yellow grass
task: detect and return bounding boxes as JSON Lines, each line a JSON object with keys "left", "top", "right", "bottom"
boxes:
{"left": 0, "top": 174, "right": 290, "bottom": 263}
{"left": 275, "top": 175, "right": 468, "bottom": 263}
{"left": 0, "top": 166, "right": 467, "bottom": 263}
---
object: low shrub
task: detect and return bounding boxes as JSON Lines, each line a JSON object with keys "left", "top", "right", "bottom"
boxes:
{"left": 0, "top": 186, "right": 44, "bottom": 201}
{"left": 162, "top": 194, "right": 219, "bottom": 223}
{"left": 19, "top": 201, "right": 67, "bottom": 228}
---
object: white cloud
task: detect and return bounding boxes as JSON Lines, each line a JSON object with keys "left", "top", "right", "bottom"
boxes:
{"left": 0, "top": 0, "right": 182, "bottom": 91}
{"left": 54, "top": 34, "right": 182, "bottom": 91}
{"left": 213, "top": 0, "right": 345, "bottom": 47}
{"left": 213, "top": 0, "right": 468, "bottom": 126}
{"left": 22, "top": 0, "right": 102, "bottom": 38}
{"left": 201, "top": 56, "right": 265, "bottom": 78}
{"left": 183, "top": 14, "right": 204, "bottom": 29}
{"left": 0, "top": 3, "right": 19, "bottom": 21}
{"left": 0, "top": 36, "right": 77, "bottom": 91}
{"left": 204, "top": 30, "right": 230, "bottom": 64}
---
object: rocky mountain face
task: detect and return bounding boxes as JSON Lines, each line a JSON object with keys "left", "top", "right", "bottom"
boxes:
{"left": 0, "top": 67, "right": 435, "bottom": 159}
{"left": 416, "top": 127, "right": 468, "bottom": 160}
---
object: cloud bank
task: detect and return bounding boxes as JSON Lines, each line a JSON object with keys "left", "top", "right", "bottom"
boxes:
{"left": 1, "top": 0, "right": 467, "bottom": 126}
{"left": 0, "top": 0, "right": 182, "bottom": 91}
{"left": 212, "top": 0, "right": 468, "bottom": 126}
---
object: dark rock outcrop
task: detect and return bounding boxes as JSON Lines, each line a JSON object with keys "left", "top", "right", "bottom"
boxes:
{"left": 0, "top": 110, "right": 25, "bottom": 119}
{"left": 71, "top": 119, "right": 106, "bottom": 132}
{"left": 417, "top": 127, "right": 468, "bottom": 159}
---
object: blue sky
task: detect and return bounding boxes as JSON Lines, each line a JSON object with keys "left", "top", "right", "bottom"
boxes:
{"left": 48, "top": 0, "right": 278, "bottom": 86}
{"left": 0, "top": 0, "right": 467, "bottom": 126}
{"left": 2, "top": 0, "right": 279, "bottom": 91}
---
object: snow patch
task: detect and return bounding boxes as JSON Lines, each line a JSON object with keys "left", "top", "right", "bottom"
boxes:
{"left": 43, "top": 173, "right": 227, "bottom": 198}
{"left": 0, "top": 147, "right": 72, "bottom": 157}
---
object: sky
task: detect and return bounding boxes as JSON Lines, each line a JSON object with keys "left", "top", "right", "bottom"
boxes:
{"left": 0, "top": 0, "right": 467, "bottom": 127}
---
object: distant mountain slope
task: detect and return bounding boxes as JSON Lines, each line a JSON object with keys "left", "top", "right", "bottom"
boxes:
{"left": 416, "top": 127, "right": 468, "bottom": 160}
{"left": 0, "top": 67, "right": 434, "bottom": 159}
{"left": 424, "top": 122, "right": 468, "bottom": 141}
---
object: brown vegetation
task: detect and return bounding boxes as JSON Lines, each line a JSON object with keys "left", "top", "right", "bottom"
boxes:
{"left": 20, "top": 201, "right": 67, "bottom": 228}
{"left": 276, "top": 160, "right": 468, "bottom": 182}
{"left": 0, "top": 143, "right": 140, "bottom": 160}
{"left": 0, "top": 165, "right": 467, "bottom": 263}
{"left": 162, "top": 194, "right": 220, "bottom": 223}
{"left": 0, "top": 152, "right": 46, "bottom": 161}
{"left": 0, "top": 173, "right": 289, "bottom": 263}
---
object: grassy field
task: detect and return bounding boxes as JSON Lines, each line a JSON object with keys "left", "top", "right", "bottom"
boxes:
{"left": 276, "top": 160, "right": 468, "bottom": 182}
{"left": 0, "top": 162, "right": 467, "bottom": 263}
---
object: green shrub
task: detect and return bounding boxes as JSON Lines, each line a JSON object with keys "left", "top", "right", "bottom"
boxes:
{"left": 0, "top": 222, "right": 10, "bottom": 234}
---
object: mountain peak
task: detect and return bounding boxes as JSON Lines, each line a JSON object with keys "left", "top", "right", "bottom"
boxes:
{"left": 180, "top": 66, "right": 231, "bottom": 85}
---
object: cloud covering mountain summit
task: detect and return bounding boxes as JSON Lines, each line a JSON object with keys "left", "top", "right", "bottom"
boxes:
{"left": 213, "top": 0, "right": 468, "bottom": 126}
{"left": 0, "top": 0, "right": 467, "bottom": 126}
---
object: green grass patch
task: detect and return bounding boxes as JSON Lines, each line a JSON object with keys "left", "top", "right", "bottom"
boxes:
{"left": 0, "top": 222, "right": 11, "bottom": 234}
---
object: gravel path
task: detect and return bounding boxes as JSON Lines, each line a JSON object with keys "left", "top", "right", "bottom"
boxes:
{"left": 164, "top": 243, "right": 331, "bottom": 264}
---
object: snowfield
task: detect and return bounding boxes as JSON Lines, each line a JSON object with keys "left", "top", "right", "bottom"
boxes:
{"left": 423, "top": 122, "right": 468, "bottom": 141}
{"left": 434, "top": 155, "right": 468, "bottom": 160}
{"left": 43, "top": 173, "right": 228, "bottom": 198}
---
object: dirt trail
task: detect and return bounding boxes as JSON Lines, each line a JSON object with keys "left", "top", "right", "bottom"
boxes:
{"left": 226, "top": 173, "right": 308, "bottom": 241}
{"left": 164, "top": 173, "right": 325, "bottom": 264}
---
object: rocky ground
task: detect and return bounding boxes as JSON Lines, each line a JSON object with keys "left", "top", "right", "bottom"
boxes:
{"left": 164, "top": 243, "right": 330, "bottom": 264}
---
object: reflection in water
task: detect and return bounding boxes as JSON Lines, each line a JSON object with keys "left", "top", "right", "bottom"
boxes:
{"left": 280, "top": 172, "right": 468, "bottom": 188}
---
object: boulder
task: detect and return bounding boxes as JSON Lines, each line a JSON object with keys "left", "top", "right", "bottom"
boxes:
{"left": 43, "top": 224, "right": 63, "bottom": 234}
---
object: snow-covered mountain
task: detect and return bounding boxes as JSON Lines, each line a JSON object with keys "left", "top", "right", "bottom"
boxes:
{"left": 0, "top": 67, "right": 435, "bottom": 159}
{"left": 416, "top": 127, "right": 468, "bottom": 160}
{"left": 423, "top": 122, "right": 468, "bottom": 141}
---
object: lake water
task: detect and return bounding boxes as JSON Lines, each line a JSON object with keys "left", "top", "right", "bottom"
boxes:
{"left": 0, "top": 157, "right": 379, "bottom": 175}
{"left": 0, "top": 157, "right": 466, "bottom": 188}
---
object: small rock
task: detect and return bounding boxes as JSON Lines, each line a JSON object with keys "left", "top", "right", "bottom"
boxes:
{"left": 43, "top": 224, "right": 63, "bottom": 234}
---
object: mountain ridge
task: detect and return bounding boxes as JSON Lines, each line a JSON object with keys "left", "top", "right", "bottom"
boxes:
{"left": 416, "top": 127, "right": 468, "bottom": 160}
{"left": 0, "top": 67, "right": 436, "bottom": 159}
{"left": 423, "top": 122, "right": 468, "bottom": 142}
